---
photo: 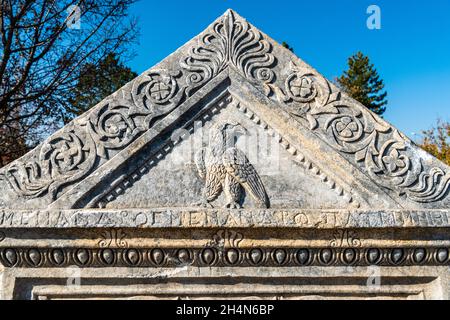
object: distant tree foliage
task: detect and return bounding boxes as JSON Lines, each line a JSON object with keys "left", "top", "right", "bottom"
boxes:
{"left": 66, "top": 53, "right": 137, "bottom": 123}
{"left": 0, "top": 0, "right": 138, "bottom": 167}
{"left": 419, "top": 120, "right": 450, "bottom": 166}
{"left": 281, "top": 41, "right": 294, "bottom": 53}
{"left": 337, "top": 51, "right": 388, "bottom": 116}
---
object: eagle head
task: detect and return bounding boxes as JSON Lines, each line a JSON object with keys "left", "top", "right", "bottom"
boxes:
{"left": 209, "top": 121, "right": 247, "bottom": 154}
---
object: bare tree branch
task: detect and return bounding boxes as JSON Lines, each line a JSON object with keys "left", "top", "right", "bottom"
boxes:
{"left": 0, "top": 0, "right": 139, "bottom": 166}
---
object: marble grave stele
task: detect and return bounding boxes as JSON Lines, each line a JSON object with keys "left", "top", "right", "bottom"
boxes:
{"left": 0, "top": 9, "right": 449, "bottom": 300}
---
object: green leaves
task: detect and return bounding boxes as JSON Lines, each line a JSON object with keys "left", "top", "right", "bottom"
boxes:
{"left": 337, "top": 51, "right": 388, "bottom": 116}
{"left": 420, "top": 120, "right": 450, "bottom": 166}
{"left": 67, "top": 53, "right": 137, "bottom": 123}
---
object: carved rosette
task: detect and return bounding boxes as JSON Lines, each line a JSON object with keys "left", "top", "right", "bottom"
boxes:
{"left": 88, "top": 99, "right": 139, "bottom": 158}
{"left": 0, "top": 72, "right": 186, "bottom": 202}
{"left": 1, "top": 125, "right": 96, "bottom": 200}
{"left": 266, "top": 58, "right": 450, "bottom": 204}
{"left": 269, "top": 61, "right": 340, "bottom": 130}
{"left": 1, "top": 97, "right": 143, "bottom": 200}
{"left": 131, "top": 70, "right": 184, "bottom": 125}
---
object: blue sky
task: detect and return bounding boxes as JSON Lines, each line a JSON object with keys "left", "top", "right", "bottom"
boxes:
{"left": 128, "top": 0, "right": 450, "bottom": 140}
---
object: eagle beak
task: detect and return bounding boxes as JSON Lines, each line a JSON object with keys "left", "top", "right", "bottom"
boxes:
{"left": 232, "top": 124, "right": 247, "bottom": 135}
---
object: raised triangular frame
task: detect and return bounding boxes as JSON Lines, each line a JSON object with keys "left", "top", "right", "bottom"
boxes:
{"left": 1, "top": 9, "right": 449, "bottom": 210}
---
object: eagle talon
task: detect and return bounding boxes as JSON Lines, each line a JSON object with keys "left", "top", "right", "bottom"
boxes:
{"left": 225, "top": 202, "right": 242, "bottom": 209}
{"left": 192, "top": 201, "right": 214, "bottom": 208}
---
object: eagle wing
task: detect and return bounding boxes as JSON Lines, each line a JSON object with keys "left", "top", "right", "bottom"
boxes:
{"left": 194, "top": 147, "right": 207, "bottom": 180}
{"left": 222, "top": 148, "right": 270, "bottom": 208}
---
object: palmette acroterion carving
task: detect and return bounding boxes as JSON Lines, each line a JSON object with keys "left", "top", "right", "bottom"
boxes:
{"left": 180, "top": 10, "right": 276, "bottom": 95}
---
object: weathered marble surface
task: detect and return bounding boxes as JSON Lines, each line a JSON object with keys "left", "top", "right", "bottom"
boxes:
{"left": 1, "top": 266, "right": 446, "bottom": 300}
{"left": 0, "top": 10, "right": 448, "bottom": 211}
{"left": 1, "top": 209, "right": 450, "bottom": 229}
{"left": 0, "top": 9, "right": 449, "bottom": 300}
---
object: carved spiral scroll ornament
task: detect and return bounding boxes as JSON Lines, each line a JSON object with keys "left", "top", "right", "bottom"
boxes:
{"left": 1, "top": 126, "right": 96, "bottom": 200}
{"left": 89, "top": 99, "right": 139, "bottom": 159}
{"left": 330, "top": 230, "right": 362, "bottom": 248}
{"left": 131, "top": 70, "right": 184, "bottom": 125}
{"left": 268, "top": 60, "right": 450, "bottom": 203}
{"left": 98, "top": 229, "right": 128, "bottom": 249}
{"left": 1, "top": 67, "right": 190, "bottom": 201}
{"left": 210, "top": 230, "right": 244, "bottom": 249}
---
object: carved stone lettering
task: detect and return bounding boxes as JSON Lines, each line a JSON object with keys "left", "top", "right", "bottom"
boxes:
{"left": 0, "top": 9, "right": 448, "bottom": 300}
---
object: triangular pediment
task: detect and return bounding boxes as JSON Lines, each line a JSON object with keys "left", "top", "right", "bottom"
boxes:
{"left": 101, "top": 90, "right": 356, "bottom": 210}
{"left": 0, "top": 9, "right": 449, "bottom": 210}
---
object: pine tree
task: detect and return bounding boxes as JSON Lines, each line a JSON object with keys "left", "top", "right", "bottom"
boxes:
{"left": 282, "top": 41, "right": 294, "bottom": 53}
{"left": 66, "top": 53, "right": 137, "bottom": 123}
{"left": 337, "top": 52, "right": 388, "bottom": 116}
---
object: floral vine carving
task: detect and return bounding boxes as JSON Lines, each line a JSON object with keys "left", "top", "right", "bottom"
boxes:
{"left": 208, "top": 230, "right": 244, "bottom": 250}
{"left": 98, "top": 229, "right": 128, "bottom": 248}
{"left": 0, "top": 70, "right": 186, "bottom": 201}
{"left": 180, "top": 10, "right": 276, "bottom": 95}
{"left": 1, "top": 10, "right": 448, "bottom": 206}
{"left": 0, "top": 11, "right": 278, "bottom": 203}
{"left": 330, "top": 230, "right": 361, "bottom": 248}
{"left": 269, "top": 60, "right": 450, "bottom": 203}
{"left": 1, "top": 125, "right": 96, "bottom": 200}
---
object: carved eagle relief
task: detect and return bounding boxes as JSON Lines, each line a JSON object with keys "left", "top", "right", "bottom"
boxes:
{"left": 194, "top": 121, "right": 270, "bottom": 209}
